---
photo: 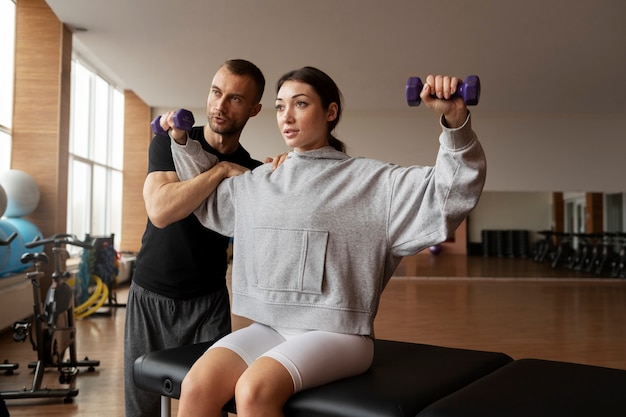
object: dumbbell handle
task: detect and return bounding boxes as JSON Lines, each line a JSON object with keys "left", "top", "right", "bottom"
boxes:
{"left": 151, "top": 109, "right": 195, "bottom": 135}
{"left": 406, "top": 75, "right": 480, "bottom": 107}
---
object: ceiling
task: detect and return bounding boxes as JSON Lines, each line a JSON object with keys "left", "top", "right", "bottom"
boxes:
{"left": 45, "top": 0, "right": 626, "bottom": 115}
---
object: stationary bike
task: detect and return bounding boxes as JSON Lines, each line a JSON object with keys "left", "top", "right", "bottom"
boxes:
{"left": 0, "top": 233, "right": 19, "bottom": 377}
{"left": 1, "top": 233, "right": 100, "bottom": 403}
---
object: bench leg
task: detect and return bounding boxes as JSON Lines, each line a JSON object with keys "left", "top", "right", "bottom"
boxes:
{"left": 161, "top": 395, "right": 171, "bottom": 417}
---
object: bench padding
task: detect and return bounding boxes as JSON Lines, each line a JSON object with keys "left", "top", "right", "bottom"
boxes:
{"left": 133, "top": 341, "right": 212, "bottom": 400}
{"left": 134, "top": 339, "right": 513, "bottom": 417}
{"left": 418, "top": 358, "right": 626, "bottom": 417}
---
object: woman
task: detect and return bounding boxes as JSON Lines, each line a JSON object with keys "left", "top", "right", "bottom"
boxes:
{"left": 169, "top": 67, "right": 486, "bottom": 417}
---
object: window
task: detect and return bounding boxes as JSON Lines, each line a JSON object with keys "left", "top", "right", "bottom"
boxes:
{"left": 564, "top": 193, "right": 586, "bottom": 249}
{"left": 0, "top": 0, "right": 16, "bottom": 173}
{"left": 68, "top": 59, "right": 124, "bottom": 251}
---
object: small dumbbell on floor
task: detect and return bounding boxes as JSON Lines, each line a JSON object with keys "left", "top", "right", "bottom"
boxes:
{"left": 151, "top": 109, "right": 195, "bottom": 135}
{"left": 406, "top": 75, "right": 480, "bottom": 107}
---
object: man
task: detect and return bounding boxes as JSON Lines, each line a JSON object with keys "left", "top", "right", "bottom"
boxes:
{"left": 124, "top": 59, "right": 266, "bottom": 417}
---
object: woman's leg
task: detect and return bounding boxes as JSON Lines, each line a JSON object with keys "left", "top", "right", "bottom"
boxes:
{"left": 235, "top": 356, "right": 295, "bottom": 417}
{"left": 178, "top": 347, "right": 247, "bottom": 417}
{"left": 178, "top": 323, "right": 287, "bottom": 417}
{"left": 264, "top": 330, "right": 374, "bottom": 391}
{"left": 234, "top": 331, "right": 374, "bottom": 417}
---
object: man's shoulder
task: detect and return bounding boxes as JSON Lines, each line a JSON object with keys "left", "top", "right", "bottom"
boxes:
{"left": 237, "top": 145, "right": 263, "bottom": 168}
{"left": 186, "top": 126, "right": 261, "bottom": 168}
{"left": 188, "top": 126, "right": 205, "bottom": 141}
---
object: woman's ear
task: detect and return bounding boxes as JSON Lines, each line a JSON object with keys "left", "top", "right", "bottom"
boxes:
{"left": 327, "top": 102, "right": 338, "bottom": 121}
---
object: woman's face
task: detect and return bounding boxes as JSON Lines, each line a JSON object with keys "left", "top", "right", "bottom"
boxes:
{"left": 275, "top": 80, "right": 337, "bottom": 152}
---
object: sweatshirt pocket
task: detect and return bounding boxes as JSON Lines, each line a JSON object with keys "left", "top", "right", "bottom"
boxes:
{"left": 253, "top": 227, "right": 328, "bottom": 295}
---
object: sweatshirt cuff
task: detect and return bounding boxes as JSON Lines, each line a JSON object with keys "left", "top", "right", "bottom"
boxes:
{"left": 170, "top": 134, "right": 209, "bottom": 158}
{"left": 439, "top": 111, "right": 475, "bottom": 150}
{"left": 170, "top": 136, "right": 219, "bottom": 182}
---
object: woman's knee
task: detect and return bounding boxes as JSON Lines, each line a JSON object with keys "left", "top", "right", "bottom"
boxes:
{"left": 235, "top": 358, "right": 294, "bottom": 413}
{"left": 180, "top": 365, "right": 207, "bottom": 399}
{"left": 235, "top": 379, "right": 285, "bottom": 414}
{"left": 180, "top": 350, "right": 239, "bottom": 407}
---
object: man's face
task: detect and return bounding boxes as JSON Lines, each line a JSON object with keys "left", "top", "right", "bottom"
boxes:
{"left": 206, "top": 66, "right": 261, "bottom": 136}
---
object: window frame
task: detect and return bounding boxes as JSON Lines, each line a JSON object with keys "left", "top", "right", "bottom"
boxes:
{"left": 67, "top": 58, "right": 124, "bottom": 251}
{"left": 0, "top": 0, "right": 16, "bottom": 173}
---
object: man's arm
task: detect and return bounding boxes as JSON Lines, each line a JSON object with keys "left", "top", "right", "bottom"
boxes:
{"left": 144, "top": 162, "right": 246, "bottom": 229}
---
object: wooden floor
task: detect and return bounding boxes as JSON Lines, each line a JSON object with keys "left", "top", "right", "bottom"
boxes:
{"left": 1, "top": 254, "right": 625, "bottom": 416}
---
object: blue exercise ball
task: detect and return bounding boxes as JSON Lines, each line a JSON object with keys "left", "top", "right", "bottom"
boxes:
{"left": 0, "top": 219, "right": 26, "bottom": 276}
{"left": 0, "top": 225, "right": 11, "bottom": 273}
{"left": 2, "top": 217, "right": 43, "bottom": 272}
{"left": 0, "top": 184, "right": 7, "bottom": 217}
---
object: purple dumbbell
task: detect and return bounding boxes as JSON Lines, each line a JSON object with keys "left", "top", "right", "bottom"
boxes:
{"left": 151, "top": 109, "right": 195, "bottom": 135}
{"left": 406, "top": 75, "right": 481, "bottom": 107}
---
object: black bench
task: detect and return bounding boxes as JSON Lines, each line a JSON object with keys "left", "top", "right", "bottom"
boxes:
{"left": 133, "top": 339, "right": 513, "bottom": 417}
{"left": 418, "top": 358, "right": 626, "bottom": 417}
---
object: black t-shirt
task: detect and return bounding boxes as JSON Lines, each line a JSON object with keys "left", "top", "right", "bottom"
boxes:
{"left": 132, "top": 127, "right": 262, "bottom": 299}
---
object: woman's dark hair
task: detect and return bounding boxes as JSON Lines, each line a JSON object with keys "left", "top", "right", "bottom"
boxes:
{"left": 224, "top": 59, "right": 266, "bottom": 104}
{"left": 276, "top": 66, "right": 346, "bottom": 153}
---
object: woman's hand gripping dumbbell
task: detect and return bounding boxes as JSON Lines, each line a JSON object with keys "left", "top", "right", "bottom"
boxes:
{"left": 406, "top": 75, "right": 480, "bottom": 107}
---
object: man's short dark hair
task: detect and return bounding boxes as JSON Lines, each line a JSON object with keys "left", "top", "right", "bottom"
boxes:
{"left": 223, "top": 59, "right": 265, "bottom": 104}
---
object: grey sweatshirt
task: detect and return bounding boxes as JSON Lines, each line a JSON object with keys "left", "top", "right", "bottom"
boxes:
{"left": 171, "top": 115, "right": 486, "bottom": 336}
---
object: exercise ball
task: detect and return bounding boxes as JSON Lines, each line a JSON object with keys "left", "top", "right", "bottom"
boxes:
{"left": 0, "top": 169, "right": 41, "bottom": 217}
{"left": 0, "top": 225, "right": 11, "bottom": 273}
{"left": 0, "top": 184, "right": 7, "bottom": 217}
{"left": 429, "top": 244, "right": 443, "bottom": 255}
{"left": 0, "top": 219, "right": 26, "bottom": 276}
{"left": 2, "top": 217, "right": 43, "bottom": 272}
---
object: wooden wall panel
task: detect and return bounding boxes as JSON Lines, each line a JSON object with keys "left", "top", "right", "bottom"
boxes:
{"left": 586, "top": 192, "right": 603, "bottom": 234}
{"left": 552, "top": 192, "right": 564, "bottom": 233}
{"left": 551, "top": 192, "right": 564, "bottom": 245}
{"left": 12, "top": 0, "right": 71, "bottom": 236}
{"left": 120, "top": 91, "right": 151, "bottom": 252}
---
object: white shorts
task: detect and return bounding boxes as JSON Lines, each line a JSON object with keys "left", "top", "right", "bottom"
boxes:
{"left": 209, "top": 322, "right": 374, "bottom": 392}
